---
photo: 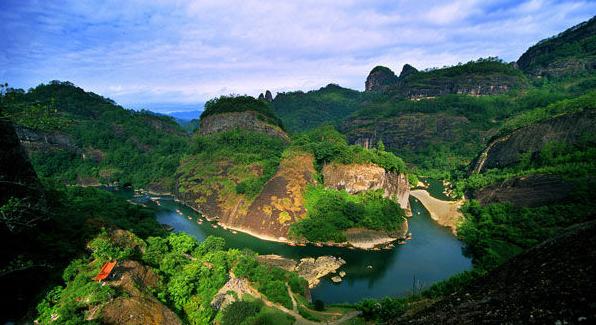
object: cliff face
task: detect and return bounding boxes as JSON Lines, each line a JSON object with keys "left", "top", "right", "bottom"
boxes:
{"left": 199, "top": 111, "right": 289, "bottom": 141}
{"left": 177, "top": 153, "right": 316, "bottom": 240}
{"left": 0, "top": 119, "right": 46, "bottom": 232}
{"left": 14, "top": 125, "right": 78, "bottom": 154}
{"left": 322, "top": 163, "right": 411, "bottom": 215}
{"left": 399, "top": 73, "right": 524, "bottom": 98}
{"left": 365, "top": 66, "right": 399, "bottom": 92}
{"left": 472, "top": 174, "right": 576, "bottom": 207}
{"left": 342, "top": 112, "right": 492, "bottom": 165}
{"left": 471, "top": 110, "right": 596, "bottom": 173}
{"left": 220, "top": 153, "right": 317, "bottom": 240}
{"left": 400, "top": 220, "right": 596, "bottom": 324}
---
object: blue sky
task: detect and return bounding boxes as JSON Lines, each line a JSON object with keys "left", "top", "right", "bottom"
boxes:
{"left": 1, "top": 0, "right": 594, "bottom": 113}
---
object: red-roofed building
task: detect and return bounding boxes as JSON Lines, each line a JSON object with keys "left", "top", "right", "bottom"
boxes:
{"left": 93, "top": 260, "right": 117, "bottom": 282}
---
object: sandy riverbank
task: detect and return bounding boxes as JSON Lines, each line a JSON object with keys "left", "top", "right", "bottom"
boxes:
{"left": 410, "top": 189, "right": 464, "bottom": 235}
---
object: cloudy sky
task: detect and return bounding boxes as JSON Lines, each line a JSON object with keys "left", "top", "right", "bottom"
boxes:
{"left": 1, "top": 0, "right": 594, "bottom": 112}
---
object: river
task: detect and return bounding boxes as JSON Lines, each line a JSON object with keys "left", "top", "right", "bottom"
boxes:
{"left": 120, "top": 181, "right": 471, "bottom": 304}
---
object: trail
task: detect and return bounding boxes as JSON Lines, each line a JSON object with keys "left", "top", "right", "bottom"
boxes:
{"left": 410, "top": 190, "right": 464, "bottom": 235}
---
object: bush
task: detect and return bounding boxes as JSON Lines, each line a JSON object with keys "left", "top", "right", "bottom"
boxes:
{"left": 289, "top": 185, "right": 406, "bottom": 242}
{"left": 222, "top": 301, "right": 263, "bottom": 325}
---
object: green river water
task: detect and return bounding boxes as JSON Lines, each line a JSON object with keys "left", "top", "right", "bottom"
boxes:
{"left": 122, "top": 180, "right": 471, "bottom": 304}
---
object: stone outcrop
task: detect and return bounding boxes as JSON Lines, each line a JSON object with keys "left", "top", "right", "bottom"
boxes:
{"left": 343, "top": 112, "right": 492, "bottom": 164}
{"left": 399, "top": 220, "right": 596, "bottom": 324}
{"left": 258, "top": 90, "right": 274, "bottom": 102}
{"left": 401, "top": 73, "right": 524, "bottom": 98}
{"left": 472, "top": 174, "right": 577, "bottom": 208}
{"left": 100, "top": 260, "right": 181, "bottom": 325}
{"left": 177, "top": 153, "right": 317, "bottom": 241}
{"left": 257, "top": 255, "right": 346, "bottom": 288}
{"left": 470, "top": 110, "right": 596, "bottom": 173}
{"left": 365, "top": 66, "right": 399, "bottom": 92}
{"left": 398, "top": 63, "right": 418, "bottom": 79}
{"left": 14, "top": 125, "right": 78, "bottom": 154}
{"left": 322, "top": 163, "right": 411, "bottom": 215}
{"left": 345, "top": 227, "right": 408, "bottom": 249}
{"left": 198, "top": 111, "right": 289, "bottom": 141}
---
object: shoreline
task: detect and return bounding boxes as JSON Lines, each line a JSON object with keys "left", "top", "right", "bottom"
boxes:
{"left": 410, "top": 189, "right": 464, "bottom": 235}
{"left": 157, "top": 195, "right": 405, "bottom": 250}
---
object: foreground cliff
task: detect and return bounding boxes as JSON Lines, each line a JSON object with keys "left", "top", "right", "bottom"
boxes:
{"left": 400, "top": 220, "right": 596, "bottom": 324}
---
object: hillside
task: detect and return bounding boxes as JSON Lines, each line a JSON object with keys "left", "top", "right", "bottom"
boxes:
{"left": 272, "top": 84, "right": 366, "bottom": 133}
{"left": 177, "top": 97, "right": 412, "bottom": 246}
{"left": 517, "top": 16, "right": 596, "bottom": 77}
{"left": 0, "top": 81, "right": 189, "bottom": 191}
{"left": 369, "top": 58, "right": 529, "bottom": 98}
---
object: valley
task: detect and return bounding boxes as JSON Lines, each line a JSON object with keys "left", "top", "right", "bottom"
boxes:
{"left": 0, "top": 13, "right": 595, "bottom": 325}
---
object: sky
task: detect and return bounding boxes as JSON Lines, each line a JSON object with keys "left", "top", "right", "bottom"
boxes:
{"left": 1, "top": 0, "right": 594, "bottom": 113}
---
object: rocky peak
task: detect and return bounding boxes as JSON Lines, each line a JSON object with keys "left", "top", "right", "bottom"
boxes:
{"left": 365, "top": 66, "right": 399, "bottom": 91}
{"left": 258, "top": 90, "right": 274, "bottom": 102}
{"left": 398, "top": 64, "right": 418, "bottom": 79}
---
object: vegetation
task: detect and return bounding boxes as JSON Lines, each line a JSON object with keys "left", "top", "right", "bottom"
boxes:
{"left": 0, "top": 81, "right": 189, "bottom": 190}
{"left": 291, "top": 125, "right": 406, "bottom": 173}
{"left": 1, "top": 181, "right": 165, "bottom": 322}
{"left": 201, "top": 95, "right": 284, "bottom": 129}
{"left": 290, "top": 185, "right": 406, "bottom": 242}
{"left": 35, "top": 229, "right": 307, "bottom": 324}
{"left": 517, "top": 16, "right": 596, "bottom": 73}
{"left": 177, "top": 129, "right": 287, "bottom": 216}
{"left": 272, "top": 84, "right": 367, "bottom": 133}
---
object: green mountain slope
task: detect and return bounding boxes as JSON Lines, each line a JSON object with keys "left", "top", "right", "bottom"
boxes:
{"left": 272, "top": 84, "right": 367, "bottom": 133}
{"left": 517, "top": 16, "right": 596, "bottom": 77}
{"left": 1, "top": 81, "right": 189, "bottom": 190}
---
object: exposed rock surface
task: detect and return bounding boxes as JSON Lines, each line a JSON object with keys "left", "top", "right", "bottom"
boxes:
{"left": 101, "top": 260, "right": 181, "bottom": 325}
{"left": 365, "top": 66, "right": 399, "bottom": 91}
{"left": 399, "top": 64, "right": 418, "bottom": 79}
{"left": 322, "top": 163, "right": 411, "bottom": 215}
{"left": 399, "top": 73, "right": 525, "bottom": 98}
{"left": 257, "top": 255, "right": 346, "bottom": 288}
{"left": 345, "top": 227, "right": 407, "bottom": 249}
{"left": 0, "top": 119, "right": 46, "bottom": 231}
{"left": 472, "top": 174, "right": 576, "bottom": 207}
{"left": 198, "top": 111, "right": 289, "bottom": 141}
{"left": 399, "top": 220, "right": 596, "bottom": 324}
{"left": 14, "top": 125, "right": 78, "bottom": 154}
{"left": 177, "top": 153, "right": 316, "bottom": 241}
{"left": 221, "top": 153, "right": 316, "bottom": 240}
{"left": 470, "top": 110, "right": 596, "bottom": 173}
{"left": 343, "top": 112, "right": 492, "bottom": 163}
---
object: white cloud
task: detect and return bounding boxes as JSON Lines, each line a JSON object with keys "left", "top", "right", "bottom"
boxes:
{"left": 1, "top": 0, "right": 595, "bottom": 111}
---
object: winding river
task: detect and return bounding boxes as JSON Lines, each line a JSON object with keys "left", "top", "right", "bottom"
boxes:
{"left": 120, "top": 180, "right": 471, "bottom": 304}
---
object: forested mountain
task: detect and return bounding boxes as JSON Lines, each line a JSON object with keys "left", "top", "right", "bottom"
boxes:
{"left": 517, "top": 16, "right": 596, "bottom": 77}
{"left": 0, "top": 81, "right": 189, "bottom": 191}
{"left": 1, "top": 15, "right": 595, "bottom": 325}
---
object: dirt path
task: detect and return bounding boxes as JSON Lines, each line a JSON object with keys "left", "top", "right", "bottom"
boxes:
{"left": 410, "top": 189, "right": 464, "bottom": 235}
{"left": 287, "top": 284, "right": 298, "bottom": 313}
